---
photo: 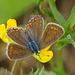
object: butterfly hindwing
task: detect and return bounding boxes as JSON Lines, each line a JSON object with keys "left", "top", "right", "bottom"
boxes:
{"left": 40, "top": 23, "right": 64, "bottom": 49}
{"left": 6, "top": 43, "right": 33, "bottom": 60}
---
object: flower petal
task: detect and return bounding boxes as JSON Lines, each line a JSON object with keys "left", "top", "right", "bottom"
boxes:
{"left": 1, "top": 29, "right": 14, "bottom": 43}
{"left": 41, "top": 45, "right": 51, "bottom": 52}
{"left": 7, "top": 19, "right": 17, "bottom": 29}
{"left": 0, "top": 19, "right": 17, "bottom": 43}
{"left": 0, "top": 24, "right": 5, "bottom": 38}
{"left": 33, "top": 45, "right": 53, "bottom": 63}
{"left": 33, "top": 51, "right": 53, "bottom": 63}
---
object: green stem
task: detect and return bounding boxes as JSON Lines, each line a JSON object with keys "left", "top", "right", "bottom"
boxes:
{"left": 58, "top": 50, "right": 67, "bottom": 75}
{"left": 59, "top": 50, "right": 63, "bottom": 69}
{"left": 10, "top": 60, "right": 17, "bottom": 75}
{"left": 50, "top": 49, "right": 67, "bottom": 75}
{"left": 49, "top": 60, "right": 56, "bottom": 72}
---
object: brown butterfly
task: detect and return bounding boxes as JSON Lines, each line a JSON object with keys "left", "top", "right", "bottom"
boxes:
{"left": 6, "top": 15, "right": 64, "bottom": 60}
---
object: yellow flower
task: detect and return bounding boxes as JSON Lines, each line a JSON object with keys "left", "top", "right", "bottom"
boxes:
{"left": 33, "top": 45, "right": 53, "bottom": 63}
{"left": 0, "top": 19, "right": 17, "bottom": 43}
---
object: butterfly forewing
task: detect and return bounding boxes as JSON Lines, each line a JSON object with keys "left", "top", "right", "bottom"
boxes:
{"left": 6, "top": 43, "right": 33, "bottom": 60}
{"left": 7, "top": 28, "right": 28, "bottom": 47}
{"left": 26, "top": 15, "right": 44, "bottom": 43}
{"left": 40, "top": 23, "right": 64, "bottom": 49}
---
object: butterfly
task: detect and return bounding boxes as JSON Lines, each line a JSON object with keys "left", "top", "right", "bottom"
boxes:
{"left": 6, "top": 15, "right": 64, "bottom": 60}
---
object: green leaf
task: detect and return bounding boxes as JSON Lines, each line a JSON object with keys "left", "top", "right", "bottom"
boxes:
{"left": 43, "top": 8, "right": 56, "bottom": 22}
{"left": 64, "top": 7, "right": 75, "bottom": 31}
{"left": 62, "top": 7, "right": 75, "bottom": 39}
{"left": 34, "top": 68, "right": 40, "bottom": 75}
{"left": 70, "top": 32, "right": 75, "bottom": 41}
{"left": 71, "top": 7, "right": 75, "bottom": 15}
{"left": 66, "top": 13, "right": 75, "bottom": 31}
{"left": 51, "top": 37, "right": 71, "bottom": 51}
{"left": 38, "top": 66, "right": 44, "bottom": 75}
{"left": 29, "top": 68, "right": 34, "bottom": 75}
{"left": 42, "top": 71, "right": 57, "bottom": 75}
{"left": 38, "top": 0, "right": 44, "bottom": 6}
{"left": 48, "top": 0, "right": 66, "bottom": 26}
{"left": 0, "top": 0, "right": 37, "bottom": 24}
{"left": 66, "top": 34, "right": 75, "bottom": 48}
{"left": 29, "top": 67, "right": 44, "bottom": 75}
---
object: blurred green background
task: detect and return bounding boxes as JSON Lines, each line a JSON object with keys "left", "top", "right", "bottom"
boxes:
{"left": 0, "top": 0, "right": 37, "bottom": 24}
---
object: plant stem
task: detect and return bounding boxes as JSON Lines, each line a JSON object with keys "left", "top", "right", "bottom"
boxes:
{"left": 58, "top": 50, "right": 67, "bottom": 75}
{"left": 49, "top": 60, "right": 56, "bottom": 72}
{"left": 50, "top": 49, "right": 67, "bottom": 75}
{"left": 10, "top": 60, "right": 17, "bottom": 75}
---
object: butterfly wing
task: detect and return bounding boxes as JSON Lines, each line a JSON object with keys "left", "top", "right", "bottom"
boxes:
{"left": 7, "top": 28, "right": 29, "bottom": 48}
{"left": 6, "top": 43, "right": 33, "bottom": 60}
{"left": 40, "top": 23, "right": 64, "bottom": 49}
{"left": 26, "top": 15, "right": 44, "bottom": 44}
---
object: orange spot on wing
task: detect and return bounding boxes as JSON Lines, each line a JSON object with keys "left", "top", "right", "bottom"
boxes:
{"left": 16, "top": 29, "right": 18, "bottom": 31}
{"left": 54, "top": 27, "right": 57, "bottom": 30}
{"left": 13, "top": 29, "right": 15, "bottom": 32}
{"left": 10, "top": 47, "right": 13, "bottom": 52}
{"left": 51, "top": 26, "right": 53, "bottom": 29}
{"left": 10, "top": 30, "right": 12, "bottom": 32}
{"left": 9, "top": 48, "right": 13, "bottom": 55}
{"left": 10, "top": 47, "right": 13, "bottom": 49}
{"left": 26, "top": 26, "right": 29, "bottom": 29}
{"left": 34, "top": 18, "right": 37, "bottom": 20}
{"left": 32, "top": 19, "right": 34, "bottom": 22}
{"left": 29, "top": 22, "right": 31, "bottom": 25}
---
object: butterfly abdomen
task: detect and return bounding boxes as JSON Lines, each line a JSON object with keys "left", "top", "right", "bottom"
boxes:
{"left": 29, "top": 41, "right": 39, "bottom": 54}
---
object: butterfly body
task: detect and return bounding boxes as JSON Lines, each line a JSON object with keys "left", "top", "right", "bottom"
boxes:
{"left": 25, "top": 30, "right": 40, "bottom": 55}
{"left": 28, "top": 39, "right": 40, "bottom": 55}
